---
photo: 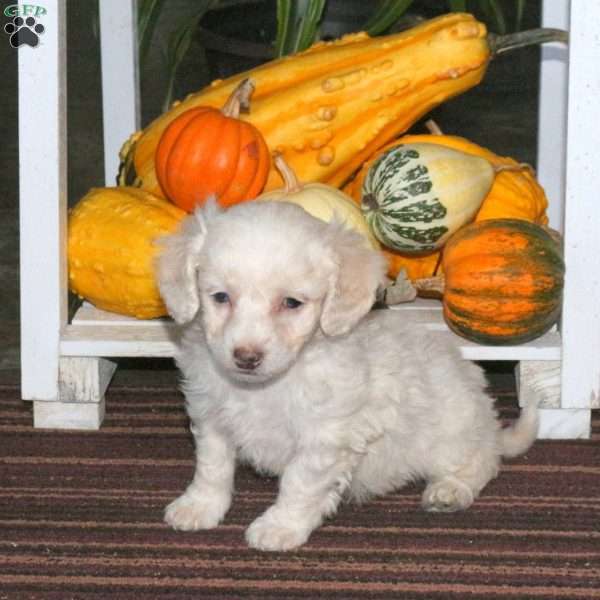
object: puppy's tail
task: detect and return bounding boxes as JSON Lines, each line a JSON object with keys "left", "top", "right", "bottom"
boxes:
{"left": 500, "top": 387, "right": 540, "bottom": 459}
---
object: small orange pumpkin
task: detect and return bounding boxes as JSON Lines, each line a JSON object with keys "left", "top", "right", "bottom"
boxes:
{"left": 155, "top": 79, "right": 270, "bottom": 212}
{"left": 415, "top": 219, "right": 564, "bottom": 345}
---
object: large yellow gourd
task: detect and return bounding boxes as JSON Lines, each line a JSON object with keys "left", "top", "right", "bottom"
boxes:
{"left": 68, "top": 187, "right": 186, "bottom": 318}
{"left": 344, "top": 133, "right": 549, "bottom": 280}
{"left": 120, "top": 13, "right": 492, "bottom": 195}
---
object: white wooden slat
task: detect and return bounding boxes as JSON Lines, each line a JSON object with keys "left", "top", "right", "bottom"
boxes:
{"left": 59, "top": 323, "right": 560, "bottom": 361}
{"left": 33, "top": 400, "right": 105, "bottom": 430}
{"left": 99, "top": 0, "right": 140, "bottom": 186}
{"left": 537, "top": 0, "right": 570, "bottom": 231}
{"left": 516, "top": 361, "right": 562, "bottom": 408}
{"left": 560, "top": 2, "right": 600, "bottom": 411}
{"left": 19, "top": 0, "right": 67, "bottom": 401}
{"left": 390, "top": 300, "right": 561, "bottom": 360}
{"left": 60, "top": 324, "right": 177, "bottom": 357}
{"left": 61, "top": 302, "right": 560, "bottom": 361}
{"left": 454, "top": 331, "right": 561, "bottom": 362}
{"left": 72, "top": 302, "right": 171, "bottom": 327}
{"left": 389, "top": 297, "right": 443, "bottom": 312}
{"left": 58, "top": 357, "right": 117, "bottom": 404}
{"left": 537, "top": 409, "right": 592, "bottom": 439}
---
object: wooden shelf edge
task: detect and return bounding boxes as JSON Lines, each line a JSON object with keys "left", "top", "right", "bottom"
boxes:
{"left": 61, "top": 324, "right": 178, "bottom": 357}
{"left": 61, "top": 321, "right": 561, "bottom": 362}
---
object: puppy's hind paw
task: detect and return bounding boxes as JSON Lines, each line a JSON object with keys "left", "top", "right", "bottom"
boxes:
{"left": 164, "top": 490, "right": 230, "bottom": 531}
{"left": 422, "top": 478, "right": 474, "bottom": 513}
{"left": 246, "top": 513, "right": 310, "bottom": 552}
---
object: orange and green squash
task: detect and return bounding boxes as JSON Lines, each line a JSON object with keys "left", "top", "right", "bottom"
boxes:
{"left": 414, "top": 219, "right": 564, "bottom": 345}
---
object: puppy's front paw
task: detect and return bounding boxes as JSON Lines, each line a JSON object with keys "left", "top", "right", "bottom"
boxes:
{"left": 422, "top": 478, "right": 474, "bottom": 513}
{"left": 164, "top": 490, "right": 230, "bottom": 531}
{"left": 246, "top": 512, "right": 310, "bottom": 552}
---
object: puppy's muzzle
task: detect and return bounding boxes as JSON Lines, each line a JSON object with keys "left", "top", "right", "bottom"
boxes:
{"left": 233, "top": 347, "right": 264, "bottom": 371}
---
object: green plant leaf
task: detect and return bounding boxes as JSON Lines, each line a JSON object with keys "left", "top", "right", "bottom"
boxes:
{"left": 364, "top": 0, "right": 414, "bottom": 36}
{"left": 447, "top": 0, "right": 467, "bottom": 12}
{"left": 274, "top": 0, "right": 293, "bottom": 57}
{"left": 515, "top": 0, "right": 527, "bottom": 31}
{"left": 294, "top": 0, "right": 327, "bottom": 52}
{"left": 162, "top": 0, "right": 220, "bottom": 112}
{"left": 138, "top": 0, "right": 166, "bottom": 68}
{"left": 478, "top": 0, "right": 507, "bottom": 35}
{"left": 275, "top": 0, "right": 326, "bottom": 56}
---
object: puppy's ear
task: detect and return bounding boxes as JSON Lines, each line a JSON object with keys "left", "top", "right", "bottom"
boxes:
{"left": 155, "top": 205, "right": 213, "bottom": 324}
{"left": 320, "top": 224, "right": 388, "bottom": 337}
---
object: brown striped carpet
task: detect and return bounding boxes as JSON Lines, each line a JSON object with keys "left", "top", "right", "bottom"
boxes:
{"left": 1, "top": 371, "right": 599, "bottom": 599}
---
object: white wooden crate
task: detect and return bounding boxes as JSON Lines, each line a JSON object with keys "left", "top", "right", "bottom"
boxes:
{"left": 18, "top": 0, "right": 599, "bottom": 436}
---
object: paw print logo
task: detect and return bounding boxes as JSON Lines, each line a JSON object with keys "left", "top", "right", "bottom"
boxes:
{"left": 4, "top": 16, "right": 45, "bottom": 48}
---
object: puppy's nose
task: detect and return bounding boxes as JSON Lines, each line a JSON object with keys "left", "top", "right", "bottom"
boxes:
{"left": 233, "top": 347, "right": 264, "bottom": 370}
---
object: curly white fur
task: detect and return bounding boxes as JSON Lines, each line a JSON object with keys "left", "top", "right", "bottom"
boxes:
{"left": 156, "top": 200, "right": 538, "bottom": 552}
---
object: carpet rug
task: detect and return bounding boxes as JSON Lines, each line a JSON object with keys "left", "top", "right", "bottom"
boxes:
{"left": 1, "top": 376, "right": 599, "bottom": 599}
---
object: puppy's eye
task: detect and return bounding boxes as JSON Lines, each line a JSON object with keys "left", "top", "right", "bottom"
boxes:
{"left": 282, "top": 297, "right": 303, "bottom": 309}
{"left": 211, "top": 292, "right": 230, "bottom": 304}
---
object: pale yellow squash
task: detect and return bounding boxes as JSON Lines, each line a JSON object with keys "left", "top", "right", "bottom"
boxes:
{"left": 257, "top": 153, "right": 379, "bottom": 249}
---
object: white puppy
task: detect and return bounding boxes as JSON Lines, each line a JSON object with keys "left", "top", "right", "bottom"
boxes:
{"left": 156, "top": 200, "right": 538, "bottom": 552}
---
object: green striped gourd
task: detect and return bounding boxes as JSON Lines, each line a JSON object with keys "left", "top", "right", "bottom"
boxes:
{"left": 360, "top": 143, "right": 495, "bottom": 252}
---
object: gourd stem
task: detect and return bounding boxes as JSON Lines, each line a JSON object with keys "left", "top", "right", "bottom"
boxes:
{"left": 432, "top": 250, "right": 444, "bottom": 277}
{"left": 494, "top": 162, "right": 535, "bottom": 175}
{"left": 424, "top": 119, "right": 443, "bottom": 136}
{"left": 117, "top": 131, "right": 143, "bottom": 187}
{"left": 361, "top": 193, "right": 379, "bottom": 212}
{"left": 221, "top": 78, "right": 255, "bottom": 118}
{"left": 272, "top": 151, "right": 304, "bottom": 193}
{"left": 489, "top": 28, "right": 568, "bottom": 57}
{"left": 413, "top": 275, "right": 446, "bottom": 298}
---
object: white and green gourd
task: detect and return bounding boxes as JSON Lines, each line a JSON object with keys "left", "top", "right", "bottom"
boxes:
{"left": 360, "top": 143, "right": 496, "bottom": 253}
